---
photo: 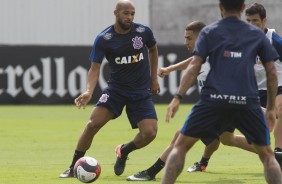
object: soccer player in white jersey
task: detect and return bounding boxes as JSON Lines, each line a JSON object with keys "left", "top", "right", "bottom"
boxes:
{"left": 126, "top": 21, "right": 217, "bottom": 181}
{"left": 245, "top": 2, "right": 282, "bottom": 169}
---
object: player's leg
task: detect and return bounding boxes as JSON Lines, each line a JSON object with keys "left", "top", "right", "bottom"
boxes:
{"left": 274, "top": 93, "right": 282, "bottom": 169}
{"left": 161, "top": 134, "right": 198, "bottom": 184}
{"left": 114, "top": 95, "right": 158, "bottom": 176}
{"left": 236, "top": 108, "right": 282, "bottom": 184}
{"left": 59, "top": 106, "right": 114, "bottom": 178}
{"left": 127, "top": 130, "right": 181, "bottom": 181}
{"left": 220, "top": 131, "right": 256, "bottom": 153}
{"left": 253, "top": 144, "right": 282, "bottom": 183}
{"left": 187, "top": 139, "right": 220, "bottom": 172}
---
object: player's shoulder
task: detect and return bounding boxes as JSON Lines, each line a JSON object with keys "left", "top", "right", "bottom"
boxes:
{"left": 132, "top": 23, "right": 153, "bottom": 33}
{"left": 95, "top": 25, "right": 115, "bottom": 43}
{"left": 272, "top": 29, "right": 282, "bottom": 42}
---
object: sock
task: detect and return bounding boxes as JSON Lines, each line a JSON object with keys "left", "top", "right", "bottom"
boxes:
{"left": 69, "top": 150, "right": 86, "bottom": 168}
{"left": 120, "top": 141, "right": 138, "bottom": 156}
{"left": 146, "top": 158, "right": 165, "bottom": 178}
{"left": 274, "top": 147, "right": 282, "bottom": 153}
{"left": 199, "top": 157, "right": 210, "bottom": 166}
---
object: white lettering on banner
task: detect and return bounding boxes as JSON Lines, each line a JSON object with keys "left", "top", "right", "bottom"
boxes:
{"left": 41, "top": 57, "right": 53, "bottom": 97}
{"left": 0, "top": 68, "right": 4, "bottom": 95}
{"left": 5, "top": 65, "right": 23, "bottom": 97}
{"left": 54, "top": 57, "right": 67, "bottom": 97}
{"left": 0, "top": 57, "right": 88, "bottom": 98}
{"left": 68, "top": 66, "right": 87, "bottom": 97}
{"left": 23, "top": 66, "right": 42, "bottom": 97}
{"left": 0, "top": 52, "right": 199, "bottom": 101}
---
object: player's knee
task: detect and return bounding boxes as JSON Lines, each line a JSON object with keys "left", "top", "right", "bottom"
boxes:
{"left": 142, "top": 128, "right": 157, "bottom": 143}
{"left": 276, "top": 105, "right": 282, "bottom": 118}
{"left": 170, "top": 130, "right": 181, "bottom": 145}
{"left": 86, "top": 119, "right": 102, "bottom": 133}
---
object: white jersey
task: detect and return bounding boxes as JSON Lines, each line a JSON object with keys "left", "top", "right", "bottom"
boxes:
{"left": 254, "top": 28, "right": 282, "bottom": 90}
{"left": 197, "top": 59, "right": 210, "bottom": 91}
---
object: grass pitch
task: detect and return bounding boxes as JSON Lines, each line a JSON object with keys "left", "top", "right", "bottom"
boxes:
{"left": 0, "top": 104, "right": 271, "bottom": 184}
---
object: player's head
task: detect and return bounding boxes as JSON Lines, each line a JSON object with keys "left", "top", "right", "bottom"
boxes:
{"left": 219, "top": 0, "right": 245, "bottom": 16}
{"left": 114, "top": 0, "right": 135, "bottom": 31}
{"left": 245, "top": 3, "right": 266, "bottom": 30}
{"left": 184, "top": 21, "right": 206, "bottom": 53}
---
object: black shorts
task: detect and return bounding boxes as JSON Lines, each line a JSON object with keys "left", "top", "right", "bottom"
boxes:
{"left": 96, "top": 87, "right": 157, "bottom": 129}
{"left": 259, "top": 86, "right": 282, "bottom": 108}
{"left": 181, "top": 102, "right": 270, "bottom": 146}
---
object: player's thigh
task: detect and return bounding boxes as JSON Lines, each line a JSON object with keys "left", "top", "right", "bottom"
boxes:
{"left": 126, "top": 95, "right": 157, "bottom": 129}
{"left": 96, "top": 88, "right": 125, "bottom": 119}
{"left": 89, "top": 106, "right": 115, "bottom": 128}
{"left": 137, "top": 118, "right": 158, "bottom": 134}
{"left": 237, "top": 108, "right": 270, "bottom": 146}
{"left": 219, "top": 128, "right": 236, "bottom": 145}
{"left": 174, "top": 134, "right": 198, "bottom": 153}
{"left": 181, "top": 103, "right": 220, "bottom": 139}
{"left": 275, "top": 93, "right": 282, "bottom": 114}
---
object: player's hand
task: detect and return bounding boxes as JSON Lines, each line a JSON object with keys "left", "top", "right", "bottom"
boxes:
{"left": 74, "top": 91, "right": 92, "bottom": 109}
{"left": 265, "top": 109, "right": 276, "bottom": 132}
{"left": 165, "top": 98, "right": 180, "bottom": 123}
{"left": 150, "top": 79, "right": 160, "bottom": 94}
{"left": 158, "top": 67, "right": 170, "bottom": 78}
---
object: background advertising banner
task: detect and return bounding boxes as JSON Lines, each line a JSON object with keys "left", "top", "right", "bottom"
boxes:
{"left": 0, "top": 46, "right": 200, "bottom": 104}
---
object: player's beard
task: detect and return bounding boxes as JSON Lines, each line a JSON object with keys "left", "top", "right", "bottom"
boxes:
{"left": 117, "top": 19, "right": 132, "bottom": 31}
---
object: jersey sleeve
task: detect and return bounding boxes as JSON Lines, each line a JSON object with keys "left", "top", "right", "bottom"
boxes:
{"left": 193, "top": 29, "right": 208, "bottom": 61}
{"left": 89, "top": 35, "right": 105, "bottom": 64}
{"left": 258, "top": 35, "right": 280, "bottom": 64}
{"left": 272, "top": 31, "right": 282, "bottom": 61}
{"left": 145, "top": 26, "right": 157, "bottom": 48}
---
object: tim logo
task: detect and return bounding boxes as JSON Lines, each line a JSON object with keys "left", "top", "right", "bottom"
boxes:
{"left": 224, "top": 50, "right": 242, "bottom": 58}
{"left": 132, "top": 36, "right": 143, "bottom": 49}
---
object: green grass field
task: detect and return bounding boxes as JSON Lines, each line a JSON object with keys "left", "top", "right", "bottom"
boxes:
{"left": 0, "top": 104, "right": 272, "bottom": 184}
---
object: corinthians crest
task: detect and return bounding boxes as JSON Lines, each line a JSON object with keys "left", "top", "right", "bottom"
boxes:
{"left": 132, "top": 36, "right": 143, "bottom": 49}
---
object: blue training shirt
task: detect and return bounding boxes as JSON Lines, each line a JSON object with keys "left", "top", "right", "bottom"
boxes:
{"left": 194, "top": 17, "right": 279, "bottom": 108}
{"left": 89, "top": 23, "right": 156, "bottom": 91}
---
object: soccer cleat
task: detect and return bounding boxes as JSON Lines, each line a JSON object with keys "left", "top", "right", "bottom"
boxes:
{"left": 114, "top": 144, "right": 128, "bottom": 176}
{"left": 127, "top": 170, "right": 156, "bottom": 181}
{"left": 187, "top": 162, "right": 206, "bottom": 172}
{"left": 274, "top": 151, "right": 282, "bottom": 170}
{"left": 59, "top": 167, "right": 74, "bottom": 178}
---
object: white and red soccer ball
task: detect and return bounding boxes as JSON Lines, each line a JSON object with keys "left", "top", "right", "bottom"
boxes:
{"left": 74, "top": 156, "right": 101, "bottom": 183}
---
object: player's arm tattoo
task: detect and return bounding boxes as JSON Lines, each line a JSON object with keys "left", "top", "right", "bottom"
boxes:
{"left": 265, "top": 61, "right": 278, "bottom": 110}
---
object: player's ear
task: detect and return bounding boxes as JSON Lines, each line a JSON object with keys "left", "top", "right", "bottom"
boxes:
{"left": 241, "top": 3, "right": 246, "bottom": 13}
{"left": 262, "top": 18, "right": 267, "bottom": 28}
{"left": 114, "top": 9, "right": 118, "bottom": 17}
{"left": 219, "top": 3, "right": 224, "bottom": 15}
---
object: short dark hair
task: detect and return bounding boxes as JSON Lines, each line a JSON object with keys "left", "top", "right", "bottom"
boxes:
{"left": 219, "top": 0, "right": 245, "bottom": 12}
{"left": 186, "top": 21, "right": 206, "bottom": 33}
{"left": 245, "top": 3, "right": 266, "bottom": 20}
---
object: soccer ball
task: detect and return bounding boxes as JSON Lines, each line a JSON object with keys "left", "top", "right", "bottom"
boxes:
{"left": 74, "top": 156, "right": 101, "bottom": 183}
